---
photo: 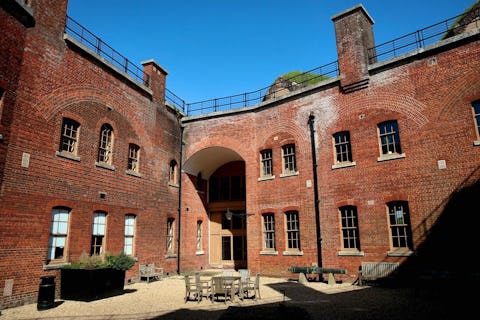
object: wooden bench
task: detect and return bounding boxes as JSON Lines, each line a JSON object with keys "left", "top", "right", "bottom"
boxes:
{"left": 139, "top": 264, "right": 164, "bottom": 283}
{"left": 289, "top": 266, "right": 347, "bottom": 285}
{"left": 358, "top": 262, "right": 399, "bottom": 286}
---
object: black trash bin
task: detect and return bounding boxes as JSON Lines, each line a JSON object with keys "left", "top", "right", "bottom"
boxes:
{"left": 37, "top": 275, "right": 55, "bottom": 310}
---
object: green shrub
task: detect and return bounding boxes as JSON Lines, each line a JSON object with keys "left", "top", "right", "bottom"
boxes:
{"left": 105, "top": 252, "right": 136, "bottom": 271}
{"left": 61, "top": 251, "right": 135, "bottom": 270}
{"left": 282, "top": 71, "right": 329, "bottom": 86}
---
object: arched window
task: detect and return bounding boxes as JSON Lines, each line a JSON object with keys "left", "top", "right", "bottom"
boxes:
{"left": 47, "top": 207, "right": 71, "bottom": 262}
{"left": 169, "top": 160, "right": 178, "bottom": 185}
{"left": 98, "top": 123, "right": 113, "bottom": 165}
{"left": 124, "top": 214, "right": 136, "bottom": 255}
{"left": 59, "top": 118, "right": 80, "bottom": 156}
{"left": 91, "top": 211, "right": 107, "bottom": 255}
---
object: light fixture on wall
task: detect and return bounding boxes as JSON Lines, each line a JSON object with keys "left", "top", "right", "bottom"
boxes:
{"left": 225, "top": 208, "right": 254, "bottom": 220}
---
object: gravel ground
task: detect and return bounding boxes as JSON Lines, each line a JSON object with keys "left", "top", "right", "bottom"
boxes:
{"left": 0, "top": 272, "right": 471, "bottom": 320}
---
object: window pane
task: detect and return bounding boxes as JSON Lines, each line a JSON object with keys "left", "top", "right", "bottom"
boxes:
{"left": 283, "top": 144, "right": 297, "bottom": 173}
{"left": 263, "top": 214, "right": 275, "bottom": 249}
{"left": 124, "top": 238, "right": 133, "bottom": 255}
{"left": 379, "top": 121, "right": 402, "bottom": 155}
{"left": 261, "top": 149, "right": 273, "bottom": 176}
{"left": 222, "top": 236, "right": 231, "bottom": 260}
{"left": 98, "top": 124, "right": 113, "bottom": 163}
{"left": 128, "top": 144, "right": 140, "bottom": 171}
{"left": 340, "top": 206, "right": 360, "bottom": 250}
{"left": 60, "top": 118, "right": 79, "bottom": 154}
{"left": 388, "top": 201, "right": 412, "bottom": 249}
{"left": 286, "top": 211, "right": 300, "bottom": 249}
{"left": 233, "top": 236, "right": 243, "bottom": 260}
{"left": 473, "top": 100, "right": 480, "bottom": 136}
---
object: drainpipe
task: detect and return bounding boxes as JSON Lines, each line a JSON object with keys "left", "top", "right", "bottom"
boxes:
{"left": 176, "top": 125, "right": 184, "bottom": 275}
{"left": 308, "top": 112, "right": 323, "bottom": 270}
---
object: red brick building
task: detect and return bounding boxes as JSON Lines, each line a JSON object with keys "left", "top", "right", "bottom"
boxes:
{"left": 1, "top": 0, "right": 479, "bottom": 310}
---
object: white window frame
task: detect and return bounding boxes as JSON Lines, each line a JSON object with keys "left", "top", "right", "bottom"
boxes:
{"left": 167, "top": 218, "right": 175, "bottom": 253}
{"left": 98, "top": 123, "right": 113, "bottom": 165}
{"left": 59, "top": 118, "right": 80, "bottom": 157}
{"left": 47, "top": 207, "right": 70, "bottom": 262}
{"left": 91, "top": 211, "right": 107, "bottom": 255}
{"left": 196, "top": 221, "right": 202, "bottom": 251}
{"left": 263, "top": 213, "right": 276, "bottom": 250}
{"left": 281, "top": 144, "right": 298, "bottom": 177}
{"left": 124, "top": 214, "right": 136, "bottom": 255}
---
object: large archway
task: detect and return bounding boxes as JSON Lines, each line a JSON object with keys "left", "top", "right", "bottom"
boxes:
{"left": 183, "top": 147, "right": 247, "bottom": 269}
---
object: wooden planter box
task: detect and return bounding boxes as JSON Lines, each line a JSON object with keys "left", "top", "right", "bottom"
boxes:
{"left": 60, "top": 268, "right": 126, "bottom": 301}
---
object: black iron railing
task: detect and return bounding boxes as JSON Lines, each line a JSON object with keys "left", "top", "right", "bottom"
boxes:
{"left": 165, "top": 88, "right": 186, "bottom": 112}
{"left": 65, "top": 16, "right": 150, "bottom": 87}
{"left": 368, "top": 7, "right": 480, "bottom": 64}
{"left": 185, "top": 61, "right": 339, "bottom": 116}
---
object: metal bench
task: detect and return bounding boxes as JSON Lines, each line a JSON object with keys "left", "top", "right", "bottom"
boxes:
{"left": 139, "top": 263, "right": 164, "bottom": 283}
{"left": 289, "top": 266, "right": 347, "bottom": 285}
{"left": 358, "top": 262, "right": 399, "bottom": 286}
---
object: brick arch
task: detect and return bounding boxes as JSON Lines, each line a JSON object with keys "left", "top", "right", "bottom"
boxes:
{"left": 437, "top": 79, "right": 480, "bottom": 121}
{"left": 282, "top": 205, "right": 300, "bottom": 213}
{"left": 336, "top": 199, "right": 361, "bottom": 208}
{"left": 183, "top": 137, "right": 246, "bottom": 179}
{"left": 256, "top": 121, "right": 311, "bottom": 163}
{"left": 185, "top": 136, "right": 249, "bottom": 162}
{"left": 335, "top": 91, "right": 430, "bottom": 129}
{"left": 37, "top": 85, "right": 152, "bottom": 148}
{"left": 259, "top": 208, "right": 277, "bottom": 215}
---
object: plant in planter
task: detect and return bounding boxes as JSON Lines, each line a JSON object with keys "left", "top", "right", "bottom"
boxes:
{"left": 60, "top": 252, "right": 136, "bottom": 301}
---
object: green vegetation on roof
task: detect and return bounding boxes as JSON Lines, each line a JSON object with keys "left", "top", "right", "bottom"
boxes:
{"left": 282, "top": 70, "right": 329, "bottom": 86}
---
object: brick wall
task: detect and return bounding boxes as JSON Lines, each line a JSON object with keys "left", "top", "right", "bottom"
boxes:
{"left": 0, "top": 0, "right": 181, "bottom": 309}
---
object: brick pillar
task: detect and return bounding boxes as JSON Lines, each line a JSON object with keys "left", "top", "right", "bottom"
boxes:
{"left": 332, "top": 4, "right": 375, "bottom": 93}
{"left": 142, "top": 59, "right": 168, "bottom": 104}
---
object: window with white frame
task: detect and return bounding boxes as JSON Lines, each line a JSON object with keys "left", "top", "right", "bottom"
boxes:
{"left": 98, "top": 123, "right": 113, "bottom": 165}
{"left": 260, "top": 149, "right": 273, "bottom": 177}
{"left": 263, "top": 213, "right": 276, "bottom": 250}
{"left": 196, "top": 221, "right": 202, "bottom": 251}
{"left": 91, "top": 211, "right": 107, "bottom": 255}
{"left": 169, "top": 160, "right": 178, "bottom": 185}
{"left": 333, "top": 131, "right": 353, "bottom": 164}
{"left": 387, "top": 201, "right": 413, "bottom": 250}
{"left": 124, "top": 214, "right": 136, "bottom": 255}
{"left": 59, "top": 118, "right": 80, "bottom": 156}
{"left": 167, "top": 218, "right": 175, "bottom": 253}
{"left": 339, "top": 206, "right": 360, "bottom": 250}
{"left": 282, "top": 144, "right": 297, "bottom": 174}
{"left": 127, "top": 143, "right": 140, "bottom": 172}
{"left": 285, "top": 211, "right": 300, "bottom": 250}
{"left": 47, "top": 207, "right": 70, "bottom": 261}
{"left": 378, "top": 120, "right": 402, "bottom": 155}
{"left": 472, "top": 100, "right": 480, "bottom": 139}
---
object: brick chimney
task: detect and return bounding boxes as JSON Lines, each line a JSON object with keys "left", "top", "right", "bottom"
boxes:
{"left": 142, "top": 59, "right": 168, "bottom": 103}
{"left": 332, "top": 4, "right": 375, "bottom": 93}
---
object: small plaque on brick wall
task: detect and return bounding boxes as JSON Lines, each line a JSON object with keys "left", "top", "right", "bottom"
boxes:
{"left": 21, "top": 152, "right": 30, "bottom": 168}
{"left": 438, "top": 160, "right": 446, "bottom": 170}
{"left": 4, "top": 279, "right": 13, "bottom": 296}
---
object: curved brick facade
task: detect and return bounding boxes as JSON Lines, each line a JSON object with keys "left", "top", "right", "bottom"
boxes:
{"left": 1, "top": 0, "right": 479, "bottom": 310}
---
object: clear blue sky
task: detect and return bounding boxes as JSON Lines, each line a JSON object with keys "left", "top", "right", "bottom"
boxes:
{"left": 67, "top": 0, "right": 476, "bottom": 104}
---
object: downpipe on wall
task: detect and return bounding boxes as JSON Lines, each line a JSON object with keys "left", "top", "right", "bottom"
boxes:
{"left": 308, "top": 112, "right": 323, "bottom": 272}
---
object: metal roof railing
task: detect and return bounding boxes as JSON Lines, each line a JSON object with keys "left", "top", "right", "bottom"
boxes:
{"left": 368, "top": 7, "right": 480, "bottom": 64}
{"left": 65, "top": 16, "right": 150, "bottom": 87}
{"left": 185, "top": 61, "right": 339, "bottom": 116}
